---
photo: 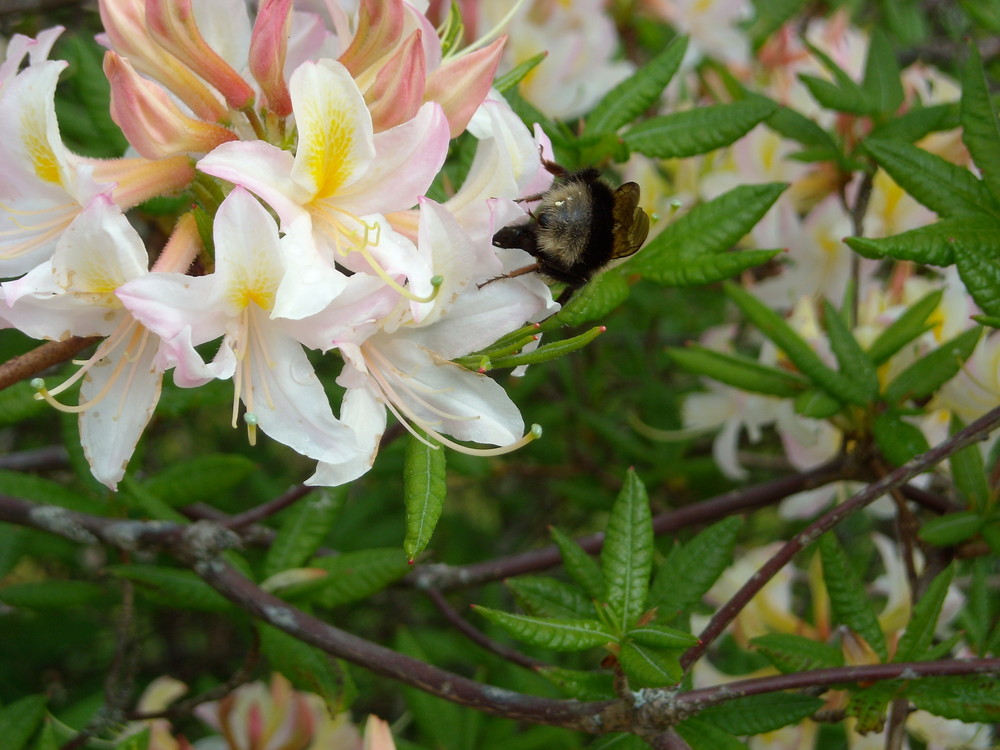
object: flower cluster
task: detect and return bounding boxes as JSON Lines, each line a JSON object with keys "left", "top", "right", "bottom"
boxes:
{"left": 0, "top": 0, "right": 563, "bottom": 490}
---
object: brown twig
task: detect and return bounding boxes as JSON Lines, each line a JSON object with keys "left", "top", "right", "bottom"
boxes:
{"left": 222, "top": 484, "right": 314, "bottom": 529}
{"left": 680, "top": 403, "right": 1000, "bottom": 669}
{"left": 0, "top": 337, "right": 100, "bottom": 391}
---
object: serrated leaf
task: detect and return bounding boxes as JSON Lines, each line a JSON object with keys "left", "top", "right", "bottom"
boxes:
{"left": 765, "top": 103, "right": 841, "bottom": 155}
{"left": 870, "top": 102, "right": 958, "bottom": 143}
{"left": 746, "top": 0, "right": 809, "bottom": 46}
{"left": 959, "top": 558, "right": 993, "bottom": 655}
{"left": 846, "top": 681, "right": 899, "bottom": 733}
{"left": 860, "top": 30, "right": 903, "bottom": 114}
{"left": 668, "top": 345, "right": 806, "bottom": 397}
{"left": 883, "top": 327, "right": 983, "bottom": 403}
{"left": 725, "top": 283, "right": 866, "bottom": 405}
{"left": 626, "top": 624, "right": 698, "bottom": 650}
{"left": 538, "top": 665, "right": 615, "bottom": 700}
{"left": 794, "top": 388, "right": 842, "bottom": 419}
{"left": 601, "top": 469, "right": 653, "bottom": 630}
{"left": 506, "top": 576, "right": 595, "bottom": 619}
{"left": 949, "top": 416, "right": 990, "bottom": 511}
{"left": 863, "top": 139, "right": 1000, "bottom": 219}
{"left": 823, "top": 299, "right": 879, "bottom": 401}
{"left": 548, "top": 271, "right": 630, "bottom": 328}
{"left": 0, "top": 694, "right": 47, "bottom": 750}
{"left": 259, "top": 624, "right": 350, "bottom": 713}
{"left": 750, "top": 633, "right": 845, "bottom": 673}
{"left": 264, "top": 489, "right": 345, "bottom": 578}
{"left": 961, "top": 45, "right": 1000, "bottom": 202}
{"left": 894, "top": 564, "right": 955, "bottom": 662}
{"left": 550, "top": 527, "right": 604, "bottom": 601}
{"left": 699, "top": 692, "right": 824, "bottom": 735}
{"left": 309, "top": 548, "right": 410, "bottom": 608}
{"left": 586, "top": 36, "right": 687, "bottom": 135}
{"left": 403, "top": 433, "right": 446, "bottom": 561}
{"left": 906, "top": 676, "right": 1000, "bottom": 723}
{"left": 846, "top": 216, "right": 1000, "bottom": 267}
{"left": 865, "top": 290, "right": 943, "bottom": 365}
{"left": 819, "top": 533, "right": 888, "bottom": 660}
{"left": 473, "top": 607, "right": 613, "bottom": 651}
{"left": 648, "top": 516, "right": 741, "bottom": 619}
{"left": 623, "top": 97, "right": 778, "bottom": 158}
{"left": 632, "top": 182, "right": 786, "bottom": 278}
{"left": 872, "top": 410, "right": 931, "bottom": 467}
{"left": 917, "top": 511, "right": 984, "bottom": 546}
{"left": 954, "top": 244, "right": 1000, "bottom": 317}
{"left": 108, "top": 564, "right": 233, "bottom": 612}
{"left": 618, "top": 640, "right": 683, "bottom": 687}
{"left": 140, "top": 453, "right": 256, "bottom": 507}
{"left": 676, "top": 717, "right": 748, "bottom": 750}
{"left": 0, "top": 580, "right": 104, "bottom": 609}
{"left": 644, "top": 249, "right": 782, "bottom": 287}
{"left": 798, "top": 74, "right": 871, "bottom": 114}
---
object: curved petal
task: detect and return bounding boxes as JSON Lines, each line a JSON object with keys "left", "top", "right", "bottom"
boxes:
{"left": 306, "top": 385, "right": 386, "bottom": 486}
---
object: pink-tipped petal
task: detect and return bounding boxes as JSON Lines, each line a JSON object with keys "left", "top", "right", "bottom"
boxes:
{"left": 425, "top": 36, "right": 506, "bottom": 138}
{"left": 367, "top": 29, "right": 426, "bottom": 132}
{"left": 338, "top": 0, "right": 405, "bottom": 77}
{"left": 249, "top": 0, "right": 294, "bottom": 116}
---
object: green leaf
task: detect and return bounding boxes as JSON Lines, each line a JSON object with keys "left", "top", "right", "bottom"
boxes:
{"left": 648, "top": 517, "right": 741, "bottom": 619}
{"left": 949, "top": 416, "right": 990, "bottom": 511}
{"left": 846, "top": 216, "right": 1000, "bottom": 267}
{"left": 870, "top": 102, "right": 959, "bottom": 143}
{"left": 0, "top": 694, "right": 47, "bottom": 750}
{"left": 490, "top": 326, "right": 606, "bottom": 368}
{"left": 918, "top": 511, "right": 984, "bottom": 546}
{"left": 506, "top": 576, "right": 595, "bottom": 619}
{"left": 823, "top": 299, "right": 879, "bottom": 401}
{"left": 264, "top": 489, "right": 345, "bottom": 578}
{"left": 954, "top": 243, "right": 1000, "bottom": 317}
{"left": 626, "top": 624, "right": 698, "bottom": 650}
{"left": 872, "top": 410, "right": 931, "bottom": 467}
{"left": 108, "top": 564, "right": 233, "bottom": 612}
{"left": 699, "top": 692, "right": 824, "bottom": 735}
{"left": 676, "top": 717, "right": 748, "bottom": 750}
{"left": 548, "top": 270, "right": 630, "bottom": 328}
{"left": 794, "top": 388, "right": 842, "bottom": 419}
{"left": 750, "top": 633, "right": 845, "bottom": 673}
{"left": 667, "top": 345, "right": 805, "bottom": 397}
{"left": 0, "top": 524, "right": 24, "bottom": 580}
{"left": 865, "top": 290, "right": 943, "bottom": 365}
{"left": 114, "top": 726, "right": 150, "bottom": 750}
{"left": 537, "top": 666, "right": 615, "bottom": 700}
{"left": 309, "top": 548, "right": 410, "bottom": 608}
{"left": 860, "top": 29, "right": 904, "bottom": 114}
{"left": 617, "top": 640, "right": 682, "bottom": 687}
{"left": 623, "top": 97, "right": 778, "bottom": 159}
{"left": 0, "top": 580, "right": 104, "bottom": 609}
{"left": 139, "top": 453, "right": 257, "bottom": 507}
{"left": 907, "top": 676, "right": 1000, "bottom": 723}
{"left": 0, "top": 469, "right": 104, "bottom": 515}
{"left": 646, "top": 249, "right": 782, "bottom": 287}
{"left": 493, "top": 52, "right": 546, "bottom": 94}
{"left": 846, "top": 681, "right": 899, "bottom": 733}
{"left": 746, "top": 0, "right": 810, "bottom": 46}
{"left": 631, "top": 182, "right": 786, "bottom": 277}
{"left": 550, "top": 527, "right": 604, "bottom": 601}
{"left": 403, "top": 432, "right": 447, "bottom": 561}
{"left": 260, "top": 624, "right": 351, "bottom": 713}
{"left": 894, "top": 564, "right": 955, "bottom": 662}
{"left": 863, "top": 139, "right": 1000, "bottom": 219}
{"left": 766, "top": 104, "right": 840, "bottom": 153}
{"left": 600, "top": 469, "right": 653, "bottom": 630}
{"left": 725, "top": 283, "right": 866, "bottom": 405}
{"left": 961, "top": 45, "right": 1000, "bottom": 202}
{"left": 959, "top": 558, "right": 993, "bottom": 655}
{"left": 819, "top": 532, "right": 888, "bottom": 660}
{"left": 798, "top": 74, "right": 871, "bottom": 115}
{"left": 473, "top": 607, "right": 614, "bottom": 651}
{"left": 883, "top": 326, "right": 983, "bottom": 403}
{"left": 586, "top": 36, "right": 687, "bottom": 135}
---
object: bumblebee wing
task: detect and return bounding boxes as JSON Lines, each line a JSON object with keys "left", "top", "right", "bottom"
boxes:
{"left": 610, "top": 182, "right": 650, "bottom": 259}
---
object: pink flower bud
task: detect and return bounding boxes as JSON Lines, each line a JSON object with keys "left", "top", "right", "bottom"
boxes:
{"left": 145, "top": 0, "right": 255, "bottom": 110}
{"left": 339, "top": 0, "right": 404, "bottom": 77}
{"left": 105, "top": 52, "right": 238, "bottom": 160}
{"left": 249, "top": 0, "right": 294, "bottom": 116}
{"left": 367, "top": 30, "right": 426, "bottom": 132}
{"left": 425, "top": 36, "right": 506, "bottom": 138}
{"left": 84, "top": 154, "right": 196, "bottom": 210}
